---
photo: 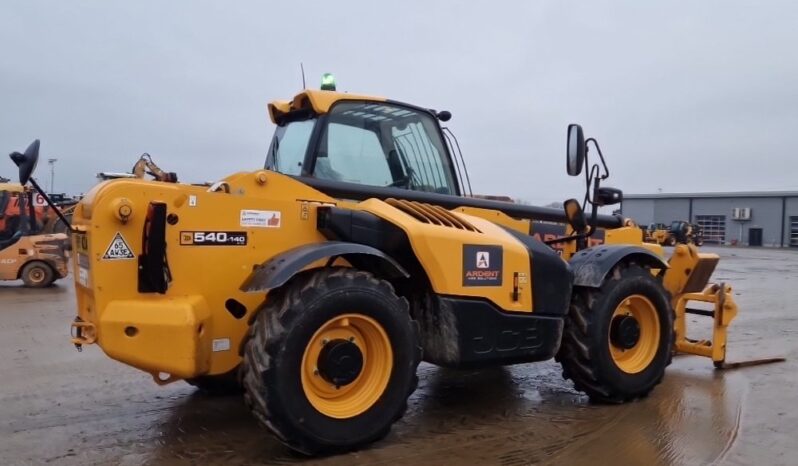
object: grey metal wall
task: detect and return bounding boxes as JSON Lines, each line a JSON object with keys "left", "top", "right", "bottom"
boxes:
{"left": 622, "top": 195, "right": 798, "bottom": 247}
{"left": 621, "top": 199, "right": 656, "bottom": 225}
{"left": 692, "top": 197, "right": 782, "bottom": 246}
{"left": 654, "top": 199, "right": 691, "bottom": 225}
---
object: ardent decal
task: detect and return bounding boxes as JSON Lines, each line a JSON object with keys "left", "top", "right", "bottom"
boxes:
{"left": 462, "top": 244, "right": 503, "bottom": 286}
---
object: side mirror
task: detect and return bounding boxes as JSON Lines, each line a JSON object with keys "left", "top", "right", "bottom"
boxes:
{"left": 566, "top": 124, "right": 585, "bottom": 176}
{"left": 563, "top": 198, "right": 588, "bottom": 234}
{"left": 595, "top": 187, "right": 623, "bottom": 206}
{"left": 9, "top": 139, "right": 40, "bottom": 185}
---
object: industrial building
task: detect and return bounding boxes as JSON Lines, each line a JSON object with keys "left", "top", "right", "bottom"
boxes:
{"left": 620, "top": 191, "right": 798, "bottom": 247}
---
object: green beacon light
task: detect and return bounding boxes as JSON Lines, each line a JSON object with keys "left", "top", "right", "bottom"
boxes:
{"left": 321, "top": 73, "right": 336, "bottom": 91}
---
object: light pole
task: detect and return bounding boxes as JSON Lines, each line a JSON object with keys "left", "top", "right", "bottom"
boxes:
{"left": 48, "top": 158, "right": 58, "bottom": 193}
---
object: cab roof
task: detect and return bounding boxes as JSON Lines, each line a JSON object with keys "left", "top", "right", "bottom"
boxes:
{"left": 268, "top": 89, "right": 386, "bottom": 124}
{"left": 0, "top": 182, "right": 25, "bottom": 193}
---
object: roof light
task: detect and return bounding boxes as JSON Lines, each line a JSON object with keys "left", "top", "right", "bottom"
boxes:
{"left": 321, "top": 73, "right": 336, "bottom": 91}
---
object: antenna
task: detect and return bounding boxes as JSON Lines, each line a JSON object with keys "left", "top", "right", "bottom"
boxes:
{"left": 300, "top": 63, "right": 306, "bottom": 89}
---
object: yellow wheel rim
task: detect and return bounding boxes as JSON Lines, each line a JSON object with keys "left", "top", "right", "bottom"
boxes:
{"left": 300, "top": 313, "right": 393, "bottom": 419}
{"left": 609, "top": 294, "right": 660, "bottom": 374}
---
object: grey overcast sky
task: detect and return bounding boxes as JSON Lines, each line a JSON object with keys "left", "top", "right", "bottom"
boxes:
{"left": 1, "top": 1, "right": 796, "bottom": 203}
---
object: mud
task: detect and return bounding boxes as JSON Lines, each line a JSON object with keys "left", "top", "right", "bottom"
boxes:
{"left": 1, "top": 247, "right": 796, "bottom": 466}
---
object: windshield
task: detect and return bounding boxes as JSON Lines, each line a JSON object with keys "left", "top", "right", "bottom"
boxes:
{"left": 315, "top": 102, "right": 457, "bottom": 194}
{"left": 265, "top": 101, "right": 458, "bottom": 195}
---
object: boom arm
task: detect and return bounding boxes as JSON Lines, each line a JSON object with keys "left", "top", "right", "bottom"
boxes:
{"left": 132, "top": 154, "right": 177, "bottom": 183}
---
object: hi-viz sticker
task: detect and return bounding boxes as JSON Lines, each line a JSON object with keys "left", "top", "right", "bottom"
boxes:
{"left": 462, "top": 245, "right": 503, "bottom": 286}
{"left": 103, "top": 232, "right": 135, "bottom": 260}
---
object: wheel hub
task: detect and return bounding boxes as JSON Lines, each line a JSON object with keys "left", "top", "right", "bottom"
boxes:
{"left": 610, "top": 315, "right": 641, "bottom": 350}
{"left": 317, "top": 339, "right": 364, "bottom": 386}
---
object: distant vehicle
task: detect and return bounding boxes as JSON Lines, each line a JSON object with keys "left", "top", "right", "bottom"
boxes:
{"left": 0, "top": 176, "right": 68, "bottom": 287}
{"left": 97, "top": 153, "right": 177, "bottom": 182}
{"left": 644, "top": 221, "right": 703, "bottom": 246}
{"left": 0, "top": 183, "right": 75, "bottom": 235}
{"left": 670, "top": 221, "right": 704, "bottom": 246}
{"left": 644, "top": 223, "right": 672, "bottom": 245}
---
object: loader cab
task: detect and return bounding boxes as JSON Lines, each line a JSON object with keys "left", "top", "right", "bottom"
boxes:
{"left": 0, "top": 186, "right": 35, "bottom": 251}
{"left": 0, "top": 185, "right": 48, "bottom": 238}
{"left": 266, "top": 94, "right": 464, "bottom": 196}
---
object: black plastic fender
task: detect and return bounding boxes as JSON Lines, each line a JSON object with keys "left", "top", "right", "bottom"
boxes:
{"left": 569, "top": 245, "right": 669, "bottom": 288}
{"left": 240, "top": 241, "right": 409, "bottom": 293}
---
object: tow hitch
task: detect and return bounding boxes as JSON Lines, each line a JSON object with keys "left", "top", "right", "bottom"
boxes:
{"left": 70, "top": 317, "right": 96, "bottom": 351}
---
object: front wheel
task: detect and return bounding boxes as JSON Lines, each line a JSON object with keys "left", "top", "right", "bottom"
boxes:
{"left": 241, "top": 268, "right": 421, "bottom": 455}
{"left": 556, "top": 263, "right": 674, "bottom": 403}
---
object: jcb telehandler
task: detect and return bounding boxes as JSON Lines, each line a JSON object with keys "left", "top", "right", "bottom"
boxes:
{"left": 10, "top": 85, "right": 777, "bottom": 455}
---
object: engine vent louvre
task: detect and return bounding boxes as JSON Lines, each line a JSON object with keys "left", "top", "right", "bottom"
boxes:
{"left": 386, "top": 198, "right": 480, "bottom": 232}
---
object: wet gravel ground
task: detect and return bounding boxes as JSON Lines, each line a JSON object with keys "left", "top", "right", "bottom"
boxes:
{"left": 1, "top": 246, "right": 796, "bottom": 466}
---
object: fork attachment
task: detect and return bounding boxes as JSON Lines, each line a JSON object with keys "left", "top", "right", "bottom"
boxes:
{"left": 674, "top": 282, "right": 736, "bottom": 366}
{"left": 664, "top": 244, "right": 784, "bottom": 369}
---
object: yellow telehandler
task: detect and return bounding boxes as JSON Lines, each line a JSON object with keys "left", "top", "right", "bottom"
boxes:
{"left": 10, "top": 82, "right": 780, "bottom": 455}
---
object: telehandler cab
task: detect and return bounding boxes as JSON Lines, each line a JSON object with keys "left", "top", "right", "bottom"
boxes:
{"left": 10, "top": 85, "right": 782, "bottom": 455}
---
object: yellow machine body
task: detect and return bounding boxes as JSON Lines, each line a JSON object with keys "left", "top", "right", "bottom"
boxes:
{"left": 68, "top": 88, "right": 754, "bottom": 383}
{"left": 71, "top": 170, "right": 548, "bottom": 379}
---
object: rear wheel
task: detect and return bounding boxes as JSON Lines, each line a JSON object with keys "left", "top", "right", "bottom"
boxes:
{"left": 556, "top": 263, "right": 674, "bottom": 403}
{"left": 241, "top": 268, "right": 420, "bottom": 455}
{"left": 21, "top": 261, "right": 54, "bottom": 288}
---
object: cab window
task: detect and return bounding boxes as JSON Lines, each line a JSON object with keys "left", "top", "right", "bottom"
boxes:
{"left": 266, "top": 119, "right": 314, "bottom": 176}
{"left": 313, "top": 102, "right": 457, "bottom": 194}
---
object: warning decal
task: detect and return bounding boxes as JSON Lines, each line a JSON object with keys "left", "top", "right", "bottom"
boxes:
{"left": 102, "top": 232, "right": 135, "bottom": 260}
{"left": 462, "top": 244, "right": 503, "bottom": 286}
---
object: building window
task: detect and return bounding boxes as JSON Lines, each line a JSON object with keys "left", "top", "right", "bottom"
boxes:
{"left": 790, "top": 216, "right": 798, "bottom": 247}
{"left": 695, "top": 215, "right": 726, "bottom": 244}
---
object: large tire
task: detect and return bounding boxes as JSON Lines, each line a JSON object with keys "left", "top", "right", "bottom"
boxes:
{"left": 556, "top": 263, "right": 674, "bottom": 403}
{"left": 53, "top": 212, "right": 73, "bottom": 236}
{"left": 185, "top": 367, "right": 242, "bottom": 395}
{"left": 21, "top": 261, "right": 55, "bottom": 288}
{"left": 241, "top": 268, "right": 421, "bottom": 455}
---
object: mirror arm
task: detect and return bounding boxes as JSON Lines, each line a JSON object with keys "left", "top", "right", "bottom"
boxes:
{"left": 583, "top": 174, "right": 601, "bottom": 237}
{"left": 26, "top": 177, "right": 75, "bottom": 233}
{"left": 585, "top": 138, "right": 609, "bottom": 180}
